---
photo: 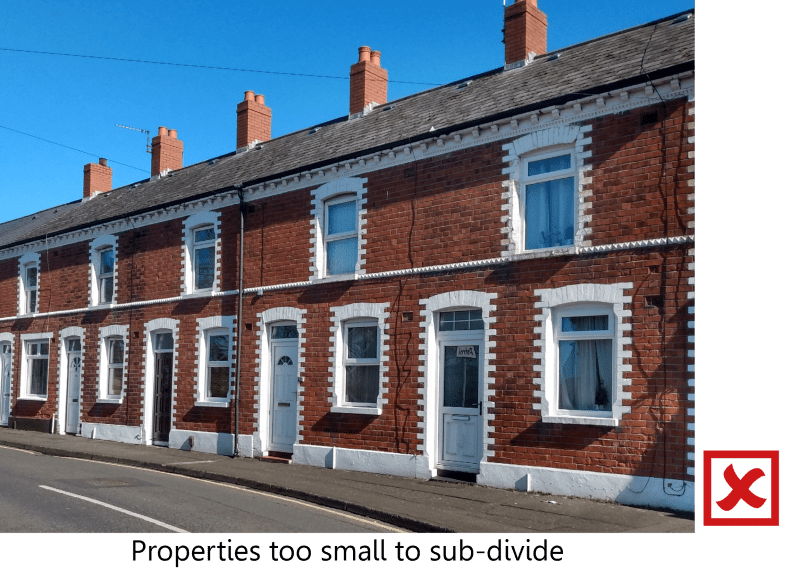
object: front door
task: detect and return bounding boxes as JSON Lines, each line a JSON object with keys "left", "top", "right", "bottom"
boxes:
{"left": 65, "top": 339, "right": 82, "bottom": 434}
{"left": 270, "top": 342, "right": 298, "bottom": 452}
{"left": 152, "top": 332, "right": 174, "bottom": 444}
{"left": 439, "top": 338, "right": 482, "bottom": 471}
{"left": 1, "top": 343, "right": 11, "bottom": 426}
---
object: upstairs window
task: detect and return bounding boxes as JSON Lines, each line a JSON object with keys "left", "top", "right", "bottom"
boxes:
{"left": 24, "top": 264, "right": 38, "bottom": 314}
{"left": 182, "top": 212, "right": 220, "bottom": 295}
{"left": 325, "top": 195, "right": 358, "bottom": 276}
{"left": 193, "top": 226, "right": 216, "bottom": 291}
{"left": 89, "top": 235, "right": 118, "bottom": 306}
{"left": 523, "top": 152, "right": 576, "bottom": 250}
{"left": 98, "top": 249, "right": 115, "bottom": 303}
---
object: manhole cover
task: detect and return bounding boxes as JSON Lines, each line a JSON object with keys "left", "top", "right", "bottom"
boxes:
{"left": 86, "top": 479, "right": 130, "bottom": 488}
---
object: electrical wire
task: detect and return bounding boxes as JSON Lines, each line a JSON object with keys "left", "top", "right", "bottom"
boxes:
{"left": 0, "top": 47, "right": 442, "bottom": 87}
{"left": 0, "top": 124, "right": 149, "bottom": 173}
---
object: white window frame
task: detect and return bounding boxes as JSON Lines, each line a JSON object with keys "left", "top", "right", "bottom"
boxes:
{"left": 195, "top": 316, "right": 235, "bottom": 407}
{"left": 97, "top": 325, "right": 128, "bottom": 403}
{"left": 329, "top": 302, "right": 389, "bottom": 415}
{"left": 309, "top": 177, "right": 367, "bottom": 281}
{"left": 501, "top": 126, "right": 592, "bottom": 257}
{"left": 89, "top": 234, "right": 118, "bottom": 306}
{"left": 519, "top": 147, "right": 578, "bottom": 252}
{"left": 534, "top": 282, "right": 633, "bottom": 426}
{"left": 18, "top": 252, "right": 40, "bottom": 316}
{"left": 182, "top": 211, "right": 221, "bottom": 295}
{"left": 323, "top": 194, "right": 359, "bottom": 277}
{"left": 341, "top": 320, "right": 381, "bottom": 407}
{"left": 19, "top": 332, "right": 53, "bottom": 401}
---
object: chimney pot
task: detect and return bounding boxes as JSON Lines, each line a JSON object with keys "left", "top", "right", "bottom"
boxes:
{"left": 237, "top": 91, "right": 272, "bottom": 149}
{"left": 83, "top": 159, "right": 113, "bottom": 198}
{"left": 151, "top": 126, "right": 183, "bottom": 176}
{"left": 350, "top": 46, "right": 388, "bottom": 115}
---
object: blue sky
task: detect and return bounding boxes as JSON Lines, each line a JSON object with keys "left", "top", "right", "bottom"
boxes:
{"left": 0, "top": 0, "right": 695, "bottom": 223}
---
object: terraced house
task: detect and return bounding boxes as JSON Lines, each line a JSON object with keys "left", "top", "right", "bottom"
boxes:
{"left": 0, "top": 1, "right": 695, "bottom": 511}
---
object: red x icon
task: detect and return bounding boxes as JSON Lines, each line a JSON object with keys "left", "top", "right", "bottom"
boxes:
{"left": 716, "top": 465, "right": 766, "bottom": 511}
{"left": 704, "top": 451, "right": 779, "bottom": 526}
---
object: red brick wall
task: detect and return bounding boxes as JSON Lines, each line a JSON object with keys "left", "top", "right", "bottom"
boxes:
{"left": 586, "top": 100, "right": 694, "bottom": 245}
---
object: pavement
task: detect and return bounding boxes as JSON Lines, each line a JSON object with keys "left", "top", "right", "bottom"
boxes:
{"left": 0, "top": 427, "right": 694, "bottom": 533}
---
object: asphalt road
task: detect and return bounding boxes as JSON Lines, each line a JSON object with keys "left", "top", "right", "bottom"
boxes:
{"left": 0, "top": 445, "right": 402, "bottom": 533}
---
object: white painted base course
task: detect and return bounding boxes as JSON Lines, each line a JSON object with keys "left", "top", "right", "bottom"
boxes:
{"left": 80, "top": 422, "right": 141, "bottom": 444}
{"left": 479, "top": 461, "right": 694, "bottom": 512}
{"left": 293, "top": 444, "right": 431, "bottom": 480}
{"left": 169, "top": 429, "right": 254, "bottom": 458}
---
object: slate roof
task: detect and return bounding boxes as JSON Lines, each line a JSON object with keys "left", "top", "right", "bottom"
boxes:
{"left": 1, "top": 9, "right": 694, "bottom": 251}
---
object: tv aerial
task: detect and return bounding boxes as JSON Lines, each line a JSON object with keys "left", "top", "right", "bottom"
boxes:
{"left": 115, "top": 124, "right": 151, "bottom": 154}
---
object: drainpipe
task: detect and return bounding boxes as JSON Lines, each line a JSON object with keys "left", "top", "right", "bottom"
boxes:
{"left": 234, "top": 185, "right": 245, "bottom": 457}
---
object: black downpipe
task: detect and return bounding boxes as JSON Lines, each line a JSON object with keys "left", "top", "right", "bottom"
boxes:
{"left": 234, "top": 186, "right": 245, "bottom": 457}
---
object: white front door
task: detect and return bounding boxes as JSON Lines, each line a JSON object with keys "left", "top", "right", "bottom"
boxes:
{"left": 270, "top": 342, "right": 298, "bottom": 452}
{"left": 438, "top": 338, "right": 482, "bottom": 471}
{"left": 1, "top": 344, "right": 11, "bottom": 426}
{"left": 65, "top": 351, "right": 81, "bottom": 434}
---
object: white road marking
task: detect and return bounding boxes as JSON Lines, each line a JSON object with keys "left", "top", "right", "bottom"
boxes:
{"left": 50, "top": 456, "right": 406, "bottom": 532}
{"left": 39, "top": 485, "right": 189, "bottom": 533}
{"left": 0, "top": 445, "right": 39, "bottom": 455}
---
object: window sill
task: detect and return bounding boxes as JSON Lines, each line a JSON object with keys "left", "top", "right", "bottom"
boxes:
{"left": 90, "top": 302, "right": 114, "bottom": 309}
{"left": 542, "top": 415, "right": 619, "bottom": 427}
{"left": 195, "top": 400, "right": 230, "bottom": 408}
{"left": 18, "top": 395, "right": 47, "bottom": 402}
{"left": 97, "top": 398, "right": 123, "bottom": 405}
{"left": 331, "top": 405, "right": 381, "bottom": 416}
{"left": 313, "top": 273, "right": 360, "bottom": 284}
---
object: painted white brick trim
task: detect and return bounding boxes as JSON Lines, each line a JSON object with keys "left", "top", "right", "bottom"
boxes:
{"left": 256, "top": 307, "right": 307, "bottom": 453}
{"left": 533, "top": 282, "right": 633, "bottom": 425}
{"left": 88, "top": 234, "right": 118, "bottom": 306}
{"left": 309, "top": 177, "right": 367, "bottom": 281}
{"left": 419, "top": 290, "right": 497, "bottom": 468}
{"left": 142, "top": 317, "right": 179, "bottom": 444}
{"left": 181, "top": 211, "right": 222, "bottom": 296}
{"left": 56, "top": 326, "right": 85, "bottom": 434}
{"left": 328, "top": 302, "right": 390, "bottom": 412}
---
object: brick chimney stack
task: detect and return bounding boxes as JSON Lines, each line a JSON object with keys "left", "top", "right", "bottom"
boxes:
{"left": 236, "top": 90, "right": 272, "bottom": 150}
{"left": 349, "top": 46, "right": 388, "bottom": 115}
{"left": 83, "top": 158, "right": 112, "bottom": 198}
{"left": 151, "top": 126, "right": 183, "bottom": 176}
{"left": 503, "top": 0, "right": 547, "bottom": 65}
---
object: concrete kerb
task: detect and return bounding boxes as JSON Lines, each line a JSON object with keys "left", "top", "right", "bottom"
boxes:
{"left": 0, "top": 437, "right": 447, "bottom": 533}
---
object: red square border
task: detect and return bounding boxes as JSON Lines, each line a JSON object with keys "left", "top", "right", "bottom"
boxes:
{"left": 704, "top": 450, "right": 779, "bottom": 526}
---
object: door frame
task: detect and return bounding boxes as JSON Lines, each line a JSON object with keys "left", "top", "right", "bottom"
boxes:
{"left": 257, "top": 308, "right": 305, "bottom": 457}
{"left": 436, "top": 331, "right": 484, "bottom": 472}
{"left": 268, "top": 336, "right": 299, "bottom": 452}
{"left": 152, "top": 346, "right": 175, "bottom": 445}
{"left": 142, "top": 319, "right": 179, "bottom": 446}
{"left": 64, "top": 343, "right": 82, "bottom": 434}
{"left": 56, "top": 327, "right": 84, "bottom": 435}
{"left": 0, "top": 335, "right": 13, "bottom": 427}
